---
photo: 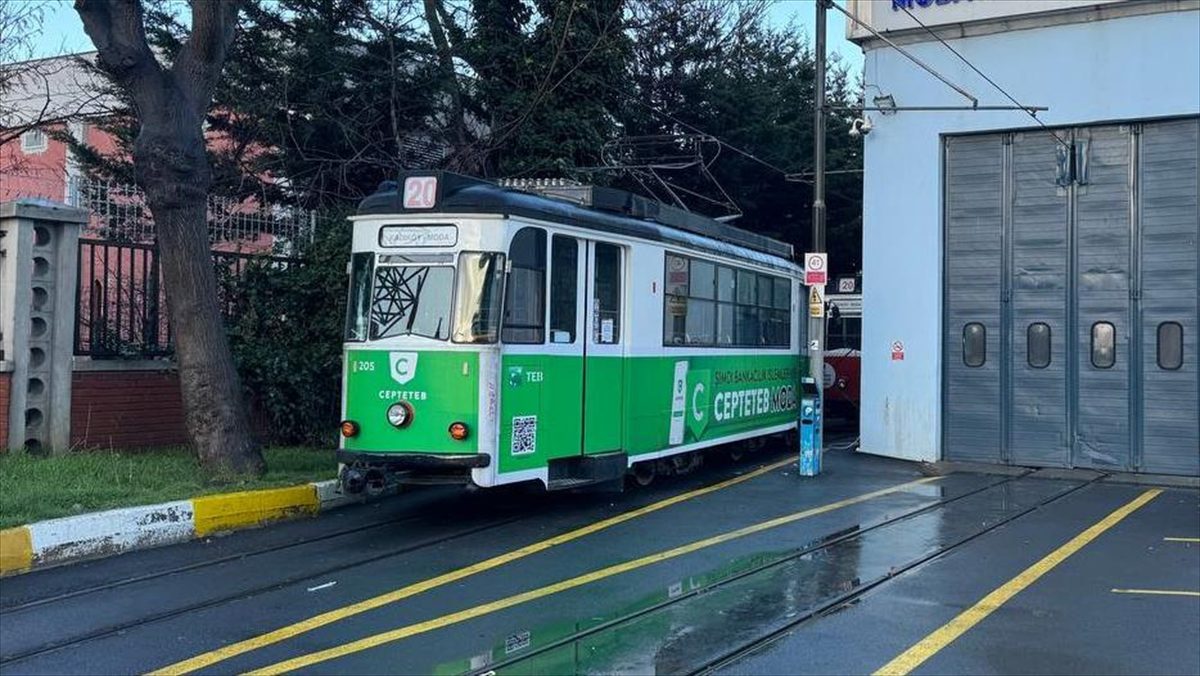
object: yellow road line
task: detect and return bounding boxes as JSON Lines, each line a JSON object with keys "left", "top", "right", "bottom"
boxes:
{"left": 1111, "top": 588, "right": 1200, "bottom": 597}
{"left": 245, "top": 475, "right": 941, "bottom": 674}
{"left": 153, "top": 455, "right": 795, "bottom": 675}
{"left": 1163, "top": 537, "right": 1200, "bottom": 543}
{"left": 874, "top": 488, "right": 1162, "bottom": 676}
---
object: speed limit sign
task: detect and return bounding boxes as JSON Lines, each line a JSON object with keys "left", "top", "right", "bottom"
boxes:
{"left": 804, "top": 252, "right": 827, "bottom": 285}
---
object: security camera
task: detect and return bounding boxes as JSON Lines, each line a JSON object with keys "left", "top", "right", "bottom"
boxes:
{"left": 849, "top": 117, "right": 873, "bottom": 138}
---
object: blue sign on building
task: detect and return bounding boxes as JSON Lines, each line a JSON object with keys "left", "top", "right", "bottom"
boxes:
{"left": 892, "top": 0, "right": 973, "bottom": 10}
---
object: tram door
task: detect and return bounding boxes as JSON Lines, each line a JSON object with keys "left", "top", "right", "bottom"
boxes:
{"left": 583, "top": 241, "right": 625, "bottom": 454}
{"left": 541, "top": 236, "right": 625, "bottom": 457}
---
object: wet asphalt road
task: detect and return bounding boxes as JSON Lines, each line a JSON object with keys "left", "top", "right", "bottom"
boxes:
{"left": 0, "top": 443, "right": 1196, "bottom": 675}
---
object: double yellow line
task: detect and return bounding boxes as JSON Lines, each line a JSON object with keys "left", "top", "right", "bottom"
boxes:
{"left": 247, "top": 476, "right": 943, "bottom": 674}
{"left": 156, "top": 458, "right": 943, "bottom": 674}
{"left": 153, "top": 456, "right": 795, "bottom": 674}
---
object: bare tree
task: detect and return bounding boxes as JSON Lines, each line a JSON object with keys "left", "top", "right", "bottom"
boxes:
{"left": 75, "top": 0, "right": 264, "bottom": 476}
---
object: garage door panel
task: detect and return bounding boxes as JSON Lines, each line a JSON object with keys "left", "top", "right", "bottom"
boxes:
{"left": 944, "top": 135, "right": 1004, "bottom": 463}
{"left": 1073, "top": 125, "right": 1133, "bottom": 471}
{"left": 1010, "top": 132, "right": 1070, "bottom": 467}
{"left": 1140, "top": 118, "right": 1199, "bottom": 475}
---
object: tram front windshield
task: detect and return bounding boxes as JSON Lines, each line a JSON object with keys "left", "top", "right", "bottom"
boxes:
{"left": 344, "top": 252, "right": 505, "bottom": 344}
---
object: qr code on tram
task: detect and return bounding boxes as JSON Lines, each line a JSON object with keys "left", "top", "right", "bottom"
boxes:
{"left": 511, "top": 415, "right": 537, "bottom": 455}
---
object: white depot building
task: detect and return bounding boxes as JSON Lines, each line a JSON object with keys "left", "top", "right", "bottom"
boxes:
{"left": 846, "top": 0, "right": 1199, "bottom": 475}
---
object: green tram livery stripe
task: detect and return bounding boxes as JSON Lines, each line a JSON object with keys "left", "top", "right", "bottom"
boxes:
{"left": 344, "top": 349, "right": 801, "bottom": 472}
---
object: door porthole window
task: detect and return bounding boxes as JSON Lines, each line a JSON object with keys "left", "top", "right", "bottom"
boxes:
{"left": 1157, "top": 322, "right": 1183, "bottom": 370}
{"left": 1091, "top": 321, "right": 1115, "bottom": 369}
{"left": 963, "top": 322, "right": 986, "bottom": 367}
{"left": 1027, "top": 322, "right": 1051, "bottom": 369}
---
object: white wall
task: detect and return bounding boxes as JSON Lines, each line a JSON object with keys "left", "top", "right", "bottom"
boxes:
{"left": 858, "top": 9, "right": 1200, "bottom": 461}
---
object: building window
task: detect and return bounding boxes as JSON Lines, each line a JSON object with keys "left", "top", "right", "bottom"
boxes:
{"left": 664, "top": 252, "right": 789, "bottom": 348}
{"left": 1157, "top": 322, "right": 1183, "bottom": 370}
{"left": 1091, "top": 321, "right": 1115, "bottom": 369}
{"left": 20, "top": 128, "right": 48, "bottom": 154}
{"left": 1027, "top": 322, "right": 1051, "bottom": 369}
{"left": 502, "top": 227, "right": 546, "bottom": 344}
{"left": 963, "top": 322, "right": 986, "bottom": 367}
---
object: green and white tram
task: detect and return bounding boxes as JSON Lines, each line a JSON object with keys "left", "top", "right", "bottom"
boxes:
{"left": 338, "top": 172, "right": 806, "bottom": 492}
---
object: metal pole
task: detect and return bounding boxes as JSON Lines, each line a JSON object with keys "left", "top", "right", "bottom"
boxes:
{"left": 809, "top": 0, "right": 827, "bottom": 396}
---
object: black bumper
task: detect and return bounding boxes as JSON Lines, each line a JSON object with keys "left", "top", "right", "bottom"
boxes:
{"left": 337, "top": 450, "right": 491, "bottom": 470}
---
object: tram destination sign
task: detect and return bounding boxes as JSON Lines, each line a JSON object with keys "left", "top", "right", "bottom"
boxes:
{"left": 379, "top": 225, "right": 459, "bottom": 248}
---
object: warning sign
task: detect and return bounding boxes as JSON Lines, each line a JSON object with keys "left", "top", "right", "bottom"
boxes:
{"left": 808, "top": 285, "right": 825, "bottom": 317}
{"left": 804, "top": 253, "right": 827, "bottom": 286}
{"left": 891, "top": 340, "right": 905, "bottom": 361}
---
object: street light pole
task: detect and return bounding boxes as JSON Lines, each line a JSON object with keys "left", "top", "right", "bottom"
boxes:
{"left": 809, "top": 0, "right": 828, "bottom": 394}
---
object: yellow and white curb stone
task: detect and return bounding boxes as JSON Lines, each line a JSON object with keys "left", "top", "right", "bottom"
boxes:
{"left": 0, "top": 479, "right": 369, "bottom": 576}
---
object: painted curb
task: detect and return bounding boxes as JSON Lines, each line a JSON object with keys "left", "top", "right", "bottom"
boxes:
{"left": 0, "top": 479, "right": 370, "bottom": 577}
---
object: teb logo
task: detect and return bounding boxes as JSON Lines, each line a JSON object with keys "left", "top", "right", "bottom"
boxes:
{"left": 389, "top": 352, "right": 419, "bottom": 385}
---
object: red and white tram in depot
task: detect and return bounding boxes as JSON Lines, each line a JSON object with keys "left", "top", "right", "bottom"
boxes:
{"left": 823, "top": 277, "right": 861, "bottom": 422}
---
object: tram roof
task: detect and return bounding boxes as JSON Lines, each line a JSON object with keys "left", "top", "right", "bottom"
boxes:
{"left": 357, "top": 172, "right": 796, "bottom": 268}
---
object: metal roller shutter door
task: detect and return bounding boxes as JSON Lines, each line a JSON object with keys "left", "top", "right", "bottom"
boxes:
{"left": 1139, "top": 118, "right": 1200, "bottom": 475}
{"left": 943, "top": 134, "right": 1005, "bottom": 464}
{"left": 942, "top": 117, "right": 1198, "bottom": 476}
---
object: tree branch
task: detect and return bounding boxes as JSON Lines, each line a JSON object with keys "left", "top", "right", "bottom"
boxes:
{"left": 174, "top": 0, "right": 243, "bottom": 117}
{"left": 74, "top": 0, "right": 164, "bottom": 113}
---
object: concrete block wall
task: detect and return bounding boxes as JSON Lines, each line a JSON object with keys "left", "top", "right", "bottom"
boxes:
{"left": 1, "top": 201, "right": 84, "bottom": 452}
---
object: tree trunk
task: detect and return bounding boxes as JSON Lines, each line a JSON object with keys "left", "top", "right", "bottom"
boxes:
{"left": 135, "top": 122, "right": 264, "bottom": 477}
{"left": 75, "top": 0, "right": 263, "bottom": 477}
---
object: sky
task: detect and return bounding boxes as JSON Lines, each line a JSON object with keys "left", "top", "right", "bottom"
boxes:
{"left": 26, "top": 0, "right": 865, "bottom": 73}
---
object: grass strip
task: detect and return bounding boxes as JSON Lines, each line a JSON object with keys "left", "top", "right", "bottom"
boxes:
{"left": 0, "top": 447, "right": 336, "bottom": 529}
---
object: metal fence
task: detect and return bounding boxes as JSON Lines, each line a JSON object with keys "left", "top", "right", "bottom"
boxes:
{"left": 67, "top": 177, "right": 317, "bottom": 246}
{"left": 75, "top": 238, "right": 297, "bottom": 358}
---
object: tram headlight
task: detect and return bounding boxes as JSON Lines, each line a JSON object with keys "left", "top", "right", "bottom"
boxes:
{"left": 448, "top": 422, "right": 469, "bottom": 441}
{"left": 386, "top": 402, "right": 414, "bottom": 428}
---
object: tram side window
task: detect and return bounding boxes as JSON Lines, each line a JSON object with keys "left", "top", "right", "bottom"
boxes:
{"left": 717, "top": 267, "right": 735, "bottom": 345}
{"left": 344, "top": 252, "right": 373, "bottom": 341}
{"left": 735, "top": 269, "right": 761, "bottom": 346}
{"left": 452, "top": 252, "right": 505, "bottom": 344}
{"left": 502, "top": 228, "right": 546, "bottom": 344}
{"left": 685, "top": 259, "right": 716, "bottom": 345}
{"left": 762, "top": 275, "right": 791, "bottom": 346}
{"left": 663, "top": 252, "right": 790, "bottom": 348}
{"left": 549, "top": 236, "right": 578, "bottom": 343}
{"left": 593, "top": 243, "right": 622, "bottom": 343}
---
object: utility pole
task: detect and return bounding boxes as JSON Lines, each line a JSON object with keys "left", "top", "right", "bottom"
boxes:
{"left": 809, "top": 0, "right": 828, "bottom": 395}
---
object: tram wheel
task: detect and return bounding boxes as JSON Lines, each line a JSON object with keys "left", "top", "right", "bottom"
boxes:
{"left": 670, "top": 453, "right": 702, "bottom": 475}
{"left": 629, "top": 461, "right": 656, "bottom": 487}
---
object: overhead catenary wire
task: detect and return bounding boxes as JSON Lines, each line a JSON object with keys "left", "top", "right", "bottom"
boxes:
{"left": 827, "top": 0, "right": 979, "bottom": 107}
{"left": 596, "top": 80, "right": 798, "bottom": 179}
{"left": 894, "top": 3, "right": 1071, "bottom": 148}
